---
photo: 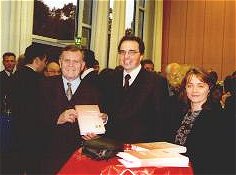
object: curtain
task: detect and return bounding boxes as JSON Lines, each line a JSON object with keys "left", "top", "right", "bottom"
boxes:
{"left": 91, "top": 0, "right": 109, "bottom": 71}
{"left": 1, "top": 0, "right": 33, "bottom": 64}
{"left": 152, "top": 0, "right": 163, "bottom": 72}
{"left": 108, "top": 0, "right": 126, "bottom": 69}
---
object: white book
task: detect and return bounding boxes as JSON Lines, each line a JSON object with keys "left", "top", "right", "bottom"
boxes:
{"left": 75, "top": 105, "right": 106, "bottom": 135}
{"left": 117, "top": 150, "right": 189, "bottom": 168}
{"left": 132, "top": 142, "right": 186, "bottom": 153}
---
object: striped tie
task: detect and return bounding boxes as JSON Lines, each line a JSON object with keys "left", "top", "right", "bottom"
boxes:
{"left": 66, "top": 82, "right": 72, "bottom": 101}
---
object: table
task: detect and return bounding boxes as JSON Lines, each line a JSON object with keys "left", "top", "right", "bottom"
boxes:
{"left": 58, "top": 149, "right": 194, "bottom": 175}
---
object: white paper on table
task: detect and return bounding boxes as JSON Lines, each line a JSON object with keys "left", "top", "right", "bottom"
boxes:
{"left": 75, "top": 105, "right": 106, "bottom": 135}
{"left": 117, "top": 150, "right": 189, "bottom": 168}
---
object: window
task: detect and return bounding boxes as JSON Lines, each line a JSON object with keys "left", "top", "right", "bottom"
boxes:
{"left": 134, "top": 0, "right": 145, "bottom": 39}
{"left": 33, "top": 0, "right": 93, "bottom": 49}
{"left": 123, "top": 0, "right": 145, "bottom": 38}
{"left": 125, "top": 0, "right": 135, "bottom": 32}
{"left": 77, "top": 0, "right": 93, "bottom": 48}
{"left": 33, "top": 0, "right": 77, "bottom": 41}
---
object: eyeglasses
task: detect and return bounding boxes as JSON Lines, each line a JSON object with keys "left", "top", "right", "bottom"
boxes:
{"left": 118, "top": 50, "right": 140, "bottom": 56}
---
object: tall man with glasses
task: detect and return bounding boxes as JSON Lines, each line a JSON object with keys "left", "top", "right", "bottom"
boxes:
{"left": 101, "top": 35, "right": 167, "bottom": 143}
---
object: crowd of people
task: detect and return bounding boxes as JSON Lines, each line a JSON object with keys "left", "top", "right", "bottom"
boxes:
{"left": 0, "top": 35, "right": 235, "bottom": 174}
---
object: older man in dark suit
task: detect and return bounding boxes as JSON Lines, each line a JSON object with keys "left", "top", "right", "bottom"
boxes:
{"left": 102, "top": 35, "right": 167, "bottom": 143}
{"left": 80, "top": 49, "right": 98, "bottom": 84}
{"left": 40, "top": 45, "right": 102, "bottom": 174}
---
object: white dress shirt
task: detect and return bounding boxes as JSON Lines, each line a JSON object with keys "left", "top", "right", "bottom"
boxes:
{"left": 123, "top": 64, "right": 142, "bottom": 86}
{"left": 62, "top": 76, "right": 81, "bottom": 95}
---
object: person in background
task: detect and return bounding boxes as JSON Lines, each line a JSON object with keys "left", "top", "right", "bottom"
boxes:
{"left": 40, "top": 45, "right": 103, "bottom": 174}
{"left": 44, "top": 61, "right": 61, "bottom": 77}
{"left": 15, "top": 54, "right": 25, "bottom": 70}
{"left": 93, "top": 59, "right": 100, "bottom": 74}
{"left": 163, "top": 63, "right": 186, "bottom": 140}
{"left": 141, "top": 59, "right": 154, "bottom": 72}
{"left": 172, "top": 67, "right": 225, "bottom": 174}
{"left": 221, "top": 75, "right": 233, "bottom": 108}
{"left": 0, "top": 52, "right": 16, "bottom": 174}
{"left": 208, "top": 70, "right": 223, "bottom": 108}
{"left": 165, "top": 63, "right": 182, "bottom": 96}
{"left": 221, "top": 73, "right": 235, "bottom": 174}
{"left": 101, "top": 35, "right": 167, "bottom": 143}
{"left": 0, "top": 52, "right": 16, "bottom": 115}
{"left": 80, "top": 49, "right": 98, "bottom": 82}
{"left": 140, "top": 59, "right": 169, "bottom": 97}
{"left": 1, "top": 52, "right": 16, "bottom": 75}
{"left": 10, "top": 44, "right": 47, "bottom": 174}
{"left": 217, "top": 72, "right": 235, "bottom": 175}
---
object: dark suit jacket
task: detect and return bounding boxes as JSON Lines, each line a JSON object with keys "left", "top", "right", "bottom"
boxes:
{"left": 9, "top": 66, "right": 45, "bottom": 174}
{"left": 171, "top": 106, "right": 226, "bottom": 174}
{"left": 222, "top": 94, "right": 235, "bottom": 174}
{"left": 81, "top": 70, "right": 99, "bottom": 87}
{"left": 102, "top": 68, "right": 168, "bottom": 143}
{"left": 11, "top": 66, "right": 44, "bottom": 152}
{"left": 0, "top": 70, "right": 14, "bottom": 113}
{"left": 40, "top": 75, "right": 102, "bottom": 173}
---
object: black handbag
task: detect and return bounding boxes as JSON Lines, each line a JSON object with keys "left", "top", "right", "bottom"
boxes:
{"left": 82, "top": 137, "right": 123, "bottom": 160}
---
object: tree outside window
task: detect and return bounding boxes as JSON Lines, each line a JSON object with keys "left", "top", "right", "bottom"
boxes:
{"left": 33, "top": 0, "right": 76, "bottom": 40}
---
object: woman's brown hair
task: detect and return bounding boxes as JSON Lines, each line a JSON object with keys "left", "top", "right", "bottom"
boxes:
{"left": 178, "top": 67, "right": 215, "bottom": 113}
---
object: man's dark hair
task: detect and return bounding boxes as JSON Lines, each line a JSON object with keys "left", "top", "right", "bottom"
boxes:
{"left": 83, "top": 49, "right": 96, "bottom": 68}
{"left": 94, "top": 59, "right": 99, "bottom": 66}
{"left": 141, "top": 59, "right": 154, "bottom": 66}
{"left": 24, "top": 44, "right": 47, "bottom": 64}
{"left": 118, "top": 35, "right": 145, "bottom": 55}
{"left": 224, "top": 75, "right": 235, "bottom": 95}
{"left": 208, "top": 71, "right": 218, "bottom": 85}
{"left": 2, "top": 52, "right": 16, "bottom": 61}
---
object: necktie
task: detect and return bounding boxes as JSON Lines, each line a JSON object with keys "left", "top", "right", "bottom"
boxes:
{"left": 124, "top": 74, "right": 131, "bottom": 89}
{"left": 66, "top": 82, "right": 73, "bottom": 101}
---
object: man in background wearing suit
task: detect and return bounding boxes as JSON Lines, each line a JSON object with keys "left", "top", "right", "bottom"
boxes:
{"left": 41, "top": 45, "right": 102, "bottom": 173}
{"left": 102, "top": 35, "right": 167, "bottom": 143}
{"left": 0, "top": 52, "right": 16, "bottom": 115}
{"left": 80, "top": 49, "right": 98, "bottom": 83}
{"left": 10, "top": 44, "right": 47, "bottom": 174}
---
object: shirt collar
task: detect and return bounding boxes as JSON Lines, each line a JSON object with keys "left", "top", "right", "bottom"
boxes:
{"left": 25, "top": 64, "right": 37, "bottom": 72}
{"left": 81, "top": 68, "right": 94, "bottom": 79}
{"left": 123, "top": 64, "right": 141, "bottom": 86}
{"left": 4, "top": 70, "right": 14, "bottom": 76}
{"left": 62, "top": 76, "right": 81, "bottom": 94}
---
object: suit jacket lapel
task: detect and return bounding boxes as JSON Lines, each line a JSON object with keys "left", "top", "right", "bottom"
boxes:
{"left": 129, "top": 68, "right": 144, "bottom": 88}
{"left": 57, "top": 77, "right": 68, "bottom": 102}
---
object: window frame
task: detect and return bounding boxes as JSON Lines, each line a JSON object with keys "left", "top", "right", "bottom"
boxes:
{"left": 134, "top": 0, "right": 145, "bottom": 39}
{"left": 32, "top": 0, "right": 94, "bottom": 49}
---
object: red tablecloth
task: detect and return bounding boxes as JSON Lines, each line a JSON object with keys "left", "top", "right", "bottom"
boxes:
{"left": 58, "top": 149, "right": 194, "bottom": 175}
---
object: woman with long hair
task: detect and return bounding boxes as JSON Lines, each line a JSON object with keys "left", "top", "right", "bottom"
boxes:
{"left": 173, "top": 67, "right": 225, "bottom": 174}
